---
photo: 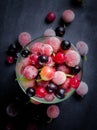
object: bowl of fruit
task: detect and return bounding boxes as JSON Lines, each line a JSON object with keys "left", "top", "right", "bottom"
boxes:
{"left": 16, "top": 36, "right": 82, "bottom": 104}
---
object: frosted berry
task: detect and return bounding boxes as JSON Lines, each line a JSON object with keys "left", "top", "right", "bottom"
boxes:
{"left": 61, "top": 40, "right": 71, "bottom": 50}
{"left": 71, "top": 65, "right": 81, "bottom": 74}
{"left": 55, "top": 88, "right": 65, "bottom": 99}
{"left": 45, "top": 12, "right": 56, "bottom": 23}
{"left": 47, "top": 105, "right": 60, "bottom": 119}
{"left": 53, "top": 52, "right": 65, "bottom": 64}
{"left": 36, "top": 86, "right": 47, "bottom": 98}
{"left": 6, "top": 56, "right": 14, "bottom": 64}
{"left": 44, "top": 28, "right": 56, "bottom": 36}
{"left": 55, "top": 26, "right": 65, "bottom": 37}
{"left": 69, "top": 75, "right": 80, "bottom": 88}
{"left": 26, "top": 87, "right": 35, "bottom": 97}
{"left": 57, "top": 65, "right": 70, "bottom": 74}
{"left": 18, "top": 32, "right": 31, "bottom": 47}
{"left": 62, "top": 9, "right": 75, "bottom": 23}
{"left": 76, "top": 81, "right": 88, "bottom": 97}
{"left": 46, "top": 82, "right": 58, "bottom": 93}
{"left": 44, "top": 93, "right": 55, "bottom": 102}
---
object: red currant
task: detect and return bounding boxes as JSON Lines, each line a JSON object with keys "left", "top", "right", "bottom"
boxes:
{"left": 36, "top": 86, "right": 47, "bottom": 98}
{"left": 45, "top": 12, "right": 56, "bottom": 23}
{"left": 53, "top": 52, "right": 65, "bottom": 64}
{"left": 69, "top": 75, "right": 80, "bottom": 88}
{"left": 6, "top": 56, "right": 14, "bottom": 63}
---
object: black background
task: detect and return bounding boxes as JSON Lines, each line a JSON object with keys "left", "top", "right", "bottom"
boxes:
{"left": 0, "top": 0, "right": 97, "bottom": 130}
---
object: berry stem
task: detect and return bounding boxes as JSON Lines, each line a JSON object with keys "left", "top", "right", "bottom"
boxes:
{"left": 66, "top": 74, "right": 74, "bottom": 77}
{"left": 83, "top": 55, "right": 87, "bottom": 61}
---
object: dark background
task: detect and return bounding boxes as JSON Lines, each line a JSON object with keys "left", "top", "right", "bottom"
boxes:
{"left": 0, "top": 0, "right": 97, "bottom": 130}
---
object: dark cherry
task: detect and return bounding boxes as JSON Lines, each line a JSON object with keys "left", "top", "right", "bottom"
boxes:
{"left": 45, "top": 12, "right": 56, "bottom": 23}
{"left": 6, "top": 56, "right": 14, "bottom": 64}
{"left": 55, "top": 26, "right": 65, "bottom": 37}
{"left": 61, "top": 40, "right": 71, "bottom": 50}
{"left": 38, "top": 55, "right": 48, "bottom": 65}
{"left": 26, "top": 87, "right": 35, "bottom": 97}
{"left": 46, "top": 82, "right": 58, "bottom": 93}
{"left": 71, "top": 65, "right": 81, "bottom": 74}
{"left": 21, "top": 49, "right": 31, "bottom": 57}
{"left": 55, "top": 88, "right": 65, "bottom": 99}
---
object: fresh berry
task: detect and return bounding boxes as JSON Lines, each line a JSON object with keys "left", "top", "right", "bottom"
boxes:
{"left": 44, "top": 93, "right": 55, "bottom": 102}
{"left": 45, "top": 37, "right": 61, "bottom": 52}
{"left": 55, "top": 26, "right": 65, "bottom": 37}
{"left": 40, "top": 66, "right": 55, "bottom": 81}
{"left": 46, "top": 56, "right": 55, "bottom": 66}
{"left": 21, "top": 57, "right": 31, "bottom": 67}
{"left": 23, "top": 65, "right": 38, "bottom": 79}
{"left": 21, "top": 49, "right": 31, "bottom": 57}
{"left": 71, "top": 65, "right": 81, "bottom": 74}
{"left": 52, "top": 71, "right": 66, "bottom": 85}
{"left": 57, "top": 64, "right": 70, "bottom": 74}
{"left": 6, "top": 103, "right": 18, "bottom": 117}
{"left": 47, "top": 105, "right": 60, "bottom": 119}
{"left": 65, "top": 50, "right": 81, "bottom": 67}
{"left": 69, "top": 75, "right": 80, "bottom": 88}
{"left": 38, "top": 55, "right": 48, "bottom": 65}
{"left": 53, "top": 52, "right": 65, "bottom": 64}
{"left": 62, "top": 9, "right": 75, "bottom": 23}
{"left": 76, "top": 81, "right": 88, "bottom": 97}
{"left": 62, "top": 78, "right": 70, "bottom": 90}
{"left": 18, "top": 32, "right": 31, "bottom": 47}
{"left": 76, "top": 41, "right": 89, "bottom": 59}
{"left": 6, "top": 56, "right": 14, "bottom": 64}
{"left": 46, "top": 82, "right": 58, "bottom": 93}
{"left": 26, "top": 87, "right": 36, "bottom": 97}
{"left": 45, "top": 12, "right": 56, "bottom": 23}
{"left": 44, "top": 28, "right": 56, "bottom": 36}
{"left": 7, "top": 43, "right": 18, "bottom": 56}
{"left": 36, "top": 86, "right": 47, "bottom": 98}
{"left": 29, "top": 54, "right": 38, "bottom": 65}
{"left": 55, "top": 88, "right": 65, "bottom": 99}
{"left": 61, "top": 40, "right": 71, "bottom": 50}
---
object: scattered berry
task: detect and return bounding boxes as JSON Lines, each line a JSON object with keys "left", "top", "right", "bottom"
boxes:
{"left": 36, "top": 86, "right": 47, "bottom": 98}
{"left": 55, "top": 26, "right": 65, "bottom": 37}
{"left": 47, "top": 105, "right": 60, "bottom": 119}
{"left": 26, "top": 87, "right": 36, "bottom": 97}
{"left": 55, "top": 88, "right": 65, "bottom": 99}
{"left": 62, "top": 9, "right": 75, "bottom": 23}
{"left": 6, "top": 56, "right": 14, "bottom": 64}
{"left": 45, "top": 12, "right": 56, "bottom": 23}
{"left": 52, "top": 71, "right": 66, "bottom": 85}
{"left": 76, "top": 81, "right": 88, "bottom": 97}
{"left": 65, "top": 50, "right": 81, "bottom": 67}
{"left": 53, "top": 52, "right": 65, "bottom": 64}
{"left": 61, "top": 40, "right": 71, "bottom": 50}
{"left": 44, "top": 28, "right": 56, "bottom": 36}
{"left": 46, "top": 82, "right": 58, "bottom": 93}
{"left": 18, "top": 32, "right": 31, "bottom": 47}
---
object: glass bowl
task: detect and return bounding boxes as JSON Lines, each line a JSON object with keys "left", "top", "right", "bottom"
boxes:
{"left": 15, "top": 36, "right": 83, "bottom": 104}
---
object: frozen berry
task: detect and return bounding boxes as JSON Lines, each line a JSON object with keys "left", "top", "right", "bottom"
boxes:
{"left": 26, "top": 87, "right": 35, "bottom": 97}
{"left": 21, "top": 57, "right": 31, "bottom": 67}
{"left": 52, "top": 71, "right": 66, "bottom": 85}
{"left": 44, "top": 28, "right": 56, "bottom": 36}
{"left": 38, "top": 55, "right": 48, "bottom": 65}
{"left": 46, "top": 82, "right": 58, "bottom": 93}
{"left": 36, "top": 86, "right": 47, "bottom": 98}
{"left": 47, "top": 105, "right": 60, "bottom": 118}
{"left": 61, "top": 40, "right": 71, "bottom": 50}
{"left": 55, "top": 26, "right": 65, "bottom": 37}
{"left": 69, "top": 75, "right": 80, "bottom": 88}
{"left": 45, "top": 37, "right": 61, "bottom": 52}
{"left": 18, "top": 32, "right": 31, "bottom": 47}
{"left": 57, "top": 65, "right": 70, "bottom": 74}
{"left": 53, "top": 52, "right": 65, "bottom": 64}
{"left": 76, "top": 81, "right": 88, "bottom": 97}
{"left": 45, "top": 12, "right": 56, "bottom": 23}
{"left": 21, "top": 49, "right": 31, "bottom": 57}
{"left": 44, "top": 93, "right": 55, "bottom": 102}
{"left": 62, "top": 9, "right": 75, "bottom": 23}
{"left": 6, "top": 56, "right": 14, "bottom": 64}
{"left": 71, "top": 65, "right": 81, "bottom": 74}
{"left": 55, "top": 88, "right": 65, "bottom": 99}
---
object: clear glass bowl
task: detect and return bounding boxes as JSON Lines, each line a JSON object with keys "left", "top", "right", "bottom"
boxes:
{"left": 15, "top": 36, "right": 83, "bottom": 104}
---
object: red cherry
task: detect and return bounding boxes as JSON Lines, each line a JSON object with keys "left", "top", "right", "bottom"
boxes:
{"left": 30, "top": 54, "right": 38, "bottom": 65}
{"left": 53, "top": 52, "right": 65, "bottom": 64}
{"left": 46, "top": 12, "right": 56, "bottom": 23}
{"left": 6, "top": 56, "right": 14, "bottom": 63}
{"left": 69, "top": 75, "right": 80, "bottom": 88}
{"left": 36, "top": 86, "right": 47, "bottom": 98}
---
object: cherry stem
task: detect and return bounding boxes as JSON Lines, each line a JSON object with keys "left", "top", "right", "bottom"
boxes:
{"left": 66, "top": 74, "right": 74, "bottom": 77}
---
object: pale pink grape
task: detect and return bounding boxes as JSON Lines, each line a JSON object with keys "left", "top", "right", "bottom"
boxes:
{"left": 65, "top": 50, "right": 81, "bottom": 67}
{"left": 44, "top": 28, "right": 56, "bottom": 37}
{"left": 45, "top": 37, "right": 61, "bottom": 52}
{"left": 37, "top": 81, "right": 49, "bottom": 88}
{"left": 47, "top": 105, "right": 60, "bottom": 119}
{"left": 18, "top": 32, "right": 31, "bottom": 47}
{"left": 62, "top": 9, "right": 75, "bottom": 23}
{"left": 62, "top": 78, "right": 70, "bottom": 90}
{"left": 21, "top": 57, "right": 31, "bottom": 68}
{"left": 52, "top": 71, "right": 66, "bottom": 85}
{"left": 46, "top": 56, "right": 55, "bottom": 66}
{"left": 44, "top": 93, "right": 55, "bottom": 102}
{"left": 23, "top": 65, "right": 38, "bottom": 79}
{"left": 57, "top": 65, "right": 70, "bottom": 74}
{"left": 76, "top": 81, "right": 88, "bottom": 97}
{"left": 76, "top": 41, "right": 89, "bottom": 56}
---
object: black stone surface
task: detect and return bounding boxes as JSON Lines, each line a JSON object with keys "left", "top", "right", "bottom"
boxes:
{"left": 0, "top": 0, "right": 97, "bottom": 130}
